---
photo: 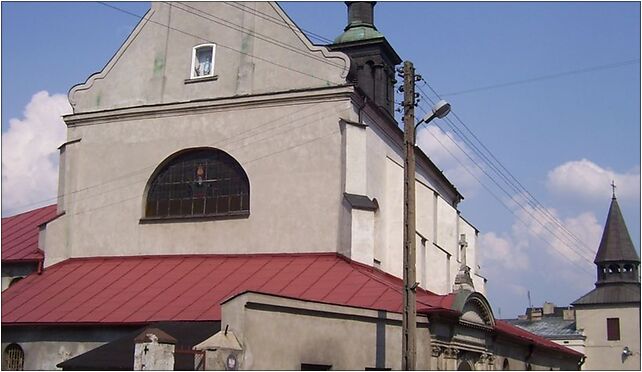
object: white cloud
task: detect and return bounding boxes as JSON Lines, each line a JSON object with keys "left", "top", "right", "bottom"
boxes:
{"left": 2, "top": 91, "right": 71, "bottom": 215}
{"left": 546, "top": 159, "right": 640, "bottom": 201}
{"left": 416, "top": 125, "right": 483, "bottom": 197}
{"left": 511, "top": 201, "right": 600, "bottom": 268}
{"left": 479, "top": 231, "right": 529, "bottom": 271}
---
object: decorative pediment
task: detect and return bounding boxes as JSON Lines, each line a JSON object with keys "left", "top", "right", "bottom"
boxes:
{"left": 451, "top": 290, "right": 495, "bottom": 328}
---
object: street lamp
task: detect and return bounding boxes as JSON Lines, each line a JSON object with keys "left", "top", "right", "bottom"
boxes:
{"left": 402, "top": 92, "right": 451, "bottom": 370}
{"left": 415, "top": 100, "right": 451, "bottom": 132}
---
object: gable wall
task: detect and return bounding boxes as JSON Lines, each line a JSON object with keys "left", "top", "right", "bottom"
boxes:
{"left": 69, "top": 2, "right": 349, "bottom": 113}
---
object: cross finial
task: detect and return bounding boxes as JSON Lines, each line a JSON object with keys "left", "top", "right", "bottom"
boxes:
{"left": 611, "top": 180, "right": 617, "bottom": 199}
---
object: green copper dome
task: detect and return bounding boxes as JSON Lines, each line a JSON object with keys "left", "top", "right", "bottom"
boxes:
{"left": 334, "top": 25, "right": 384, "bottom": 44}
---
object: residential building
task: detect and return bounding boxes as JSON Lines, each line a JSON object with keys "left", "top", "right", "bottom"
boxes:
{"left": 506, "top": 303, "right": 586, "bottom": 356}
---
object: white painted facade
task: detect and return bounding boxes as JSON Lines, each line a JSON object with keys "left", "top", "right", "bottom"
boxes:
{"left": 575, "top": 305, "right": 641, "bottom": 370}
{"left": 41, "top": 1, "right": 485, "bottom": 296}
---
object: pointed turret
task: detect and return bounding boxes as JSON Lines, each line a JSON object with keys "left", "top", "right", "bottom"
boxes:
{"left": 594, "top": 195, "right": 640, "bottom": 264}
{"left": 573, "top": 192, "right": 640, "bottom": 305}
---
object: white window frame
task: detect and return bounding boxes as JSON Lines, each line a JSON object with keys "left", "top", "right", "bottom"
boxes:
{"left": 190, "top": 43, "right": 216, "bottom": 79}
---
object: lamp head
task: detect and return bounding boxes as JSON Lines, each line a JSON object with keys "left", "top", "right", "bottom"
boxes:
{"left": 432, "top": 100, "right": 451, "bottom": 119}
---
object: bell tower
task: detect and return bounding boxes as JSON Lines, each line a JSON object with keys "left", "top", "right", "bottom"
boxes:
{"left": 329, "top": 2, "right": 401, "bottom": 117}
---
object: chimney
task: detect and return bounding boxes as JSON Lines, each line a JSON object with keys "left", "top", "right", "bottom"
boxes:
{"left": 563, "top": 308, "right": 576, "bottom": 321}
{"left": 528, "top": 307, "right": 543, "bottom": 321}
{"left": 543, "top": 302, "right": 555, "bottom": 315}
{"left": 330, "top": 2, "right": 401, "bottom": 117}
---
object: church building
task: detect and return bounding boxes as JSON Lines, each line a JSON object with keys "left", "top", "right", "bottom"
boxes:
{"left": 572, "top": 192, "right": 640, "bottom": 370}
{"left": 2, "top": 2, "right": 582, "bottom": 370}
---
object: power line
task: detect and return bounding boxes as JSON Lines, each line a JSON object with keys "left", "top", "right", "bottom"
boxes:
{"left": 98, "top": 2, "right": 346, "bottom": 86}
{"left": 417, "top": 95, "right": 596, "bottom": 263}
{"left": 420, "top": 79, "right": 596, "bottom": 257}
{"left": 167, "top": 2, "right": 348, "bottom": 71}
{"left": 222, "top": 2, "right": 334, "bottom": 45}
{"left": 415, "top": 103, "right": 594, "bottom": 276}
{"left": 4, "top": 102, "right": 345, "bottom": 216}
{"left": 440, "top": 58, "right": 640, "bottom": 97}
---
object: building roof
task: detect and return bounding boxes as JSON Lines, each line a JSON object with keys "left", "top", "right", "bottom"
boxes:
{"left": 505, "top": 317, "right": 585, "bottom": 341}
{"left": 572, "top": 282, "right": 641, "bottom": 306}
{"left": 2, "top": 252, "right": 581, "bottom": 357}
{"left": 594, "top": 197, "right": 639, "bottom": 264}
{"left": 1, "top": 253, "right": 453, "bottom": 325}
{"left": 1, "top": 204, "right": 58, "bottom": 262}
{"left": 57, "top": 321, "right": 219, "bottom": 370}
{"left": 494, "top": 320, "right": 583, "bottom": 357}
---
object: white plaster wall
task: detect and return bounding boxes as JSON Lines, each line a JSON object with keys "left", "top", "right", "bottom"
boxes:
{"left": 423, "top": 241, "right": 450, "bottom": 294}
{"left": 575, "top": 305, "right": 641, "bottom": 370}
{"left": 221, "top": 292, "right": 433, "bottom": 370}
{"left": 69, "top": 2, "right": 350, "bottom": 113}
{"left": 1, "top": 341, "right": 105, "bottom": 370}
{"left": 46, "top": 97, "right": 351, "bottom": 265}
{"left": 350, "top": 209, "right": 375, "bottom": 266}
{"left": 134, "top": 342, "right": 175, "bottom": 370}
{"left": 458, "top": 217, "right": 485, "bottom": 295}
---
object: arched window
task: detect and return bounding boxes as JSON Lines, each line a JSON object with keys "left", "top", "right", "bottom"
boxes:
{"left": 608, "top": 264, "right": 620, "bottom": 274}
{"left": 145, "top": 148, "right": 249, "bottom": 219}
{"left": 502, "top": 359, "right": 510, "bottom": 371}
{"left": 3, "top": 344, "right": 24, "bottom": 370}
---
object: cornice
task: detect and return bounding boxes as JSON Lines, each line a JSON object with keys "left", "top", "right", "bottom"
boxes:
{"left": 64, "top": 85, "right": 355, "bottom": 127}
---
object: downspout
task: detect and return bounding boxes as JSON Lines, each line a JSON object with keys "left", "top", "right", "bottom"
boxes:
{"left": 37, "top": 257, "right": 43, "bottom": 275}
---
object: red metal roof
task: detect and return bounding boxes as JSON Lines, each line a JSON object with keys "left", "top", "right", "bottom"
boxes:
{"left": 1, "top": 204, "right": 58, "bottom": 262}
{"left": 1, "top": 252, "right": 580, "bottom": 357}
{"left": 1, "top": 253, "right": 448, "bottom": 325}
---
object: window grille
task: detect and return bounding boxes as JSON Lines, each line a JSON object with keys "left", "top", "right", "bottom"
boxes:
{"left": 146, "top": 148, "right": 249, "bottom": 219}
{"left": 3, "top": 344, "right": 24, "bottom": 371}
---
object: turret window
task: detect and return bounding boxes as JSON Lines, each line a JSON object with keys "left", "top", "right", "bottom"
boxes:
{"left": 607, "top": 318, "right": 620, "bottom": 340}
{"left": 191, "top": 44, "right": 216, "bottom": 79}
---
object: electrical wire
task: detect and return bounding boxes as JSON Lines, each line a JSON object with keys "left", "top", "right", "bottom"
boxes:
{"left": 440, "top": 58, "right": 640, "bottom": 97}
{"left": 420, "top": 79, "right": 597, "bottom": 257}
{"left": 417, "top": 95, "right": 597, "bottom": 265}
{"left": 4, "top": 102, "right": 348, "bottom": 216}
{"left": 222, "top": 2, "right": 335, "bottom": 45}
{"left": 98, "top": 2, "right": 345, "bottom": 86}
{"left": 167, "top": 2, "right": 348, "bottom": 71}
{"left": 415, "top": 104, "right": 594, "bottom": 276}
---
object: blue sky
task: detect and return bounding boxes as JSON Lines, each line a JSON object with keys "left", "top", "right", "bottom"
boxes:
{"left": 2, "top": 2, "right": 640, "bottom": 318}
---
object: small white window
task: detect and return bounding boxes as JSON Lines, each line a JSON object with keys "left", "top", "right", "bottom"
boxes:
{"left": 191, "top": 44, "right": 216, "bottom": 79}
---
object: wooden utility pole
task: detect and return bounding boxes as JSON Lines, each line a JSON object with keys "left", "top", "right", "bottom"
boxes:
{"left": 401, "top": 60, "right": 417, "bottom": 371}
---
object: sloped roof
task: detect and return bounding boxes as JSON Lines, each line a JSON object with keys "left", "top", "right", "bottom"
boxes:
{"left": 594, "top": 197, "right": 639, "bottom": 263}
{"left": 494, "top": 320, "right": 584, "bottom": 357}
{"left": 505, "top": 317, "right": 585, "bottom": 340}
{"left": 1, "top": 253, "right": 452, "bottom": 325}
{"left": 1, "top": 204, "right": 58, "bottom": 262}
{"left": 572, "top": 282, "right": 641, "bottom": 306}
{"left": 2, "top": 252, "right": 581, "bottom": 357}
